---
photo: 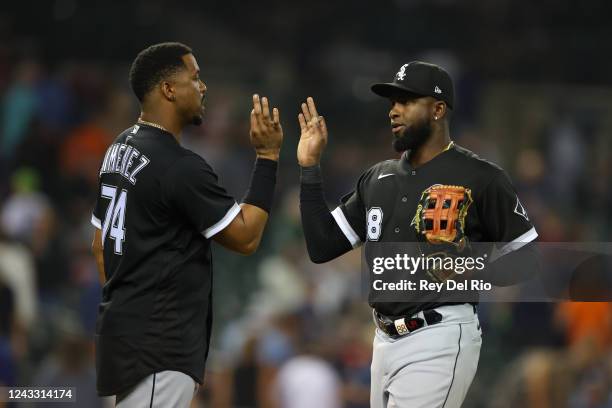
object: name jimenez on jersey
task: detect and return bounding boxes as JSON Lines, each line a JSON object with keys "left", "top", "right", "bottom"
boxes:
{"left": 99, "top": 141, "right": 150, "bottom": 184}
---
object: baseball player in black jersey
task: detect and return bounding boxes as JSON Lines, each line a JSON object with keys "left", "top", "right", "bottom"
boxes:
{"left": 298, "top": 62, "right": 539, "bottom": 407}
{"left": 90, "top": 43, "right": 283, "bottom": 407}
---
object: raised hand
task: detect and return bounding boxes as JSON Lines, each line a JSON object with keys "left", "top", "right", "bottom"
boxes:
{"left": 297, "top": 97, "right": 328, "bottom": 167}
{"left": 250, "top": 94, "right": 283, "bottom": 161}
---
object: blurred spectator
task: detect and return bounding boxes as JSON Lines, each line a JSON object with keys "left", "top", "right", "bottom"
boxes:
{"left": 1, "top": 167, "right": 51, "bottom": 246}
{"left": 274, "top": 354, "right": 342, "bottom": 408}
{"left": 546, "top": 118, "right": 586, "bottom": 213}
{"left": 555, "top": 302, "right": 612, "bottom": 354}
{"left": 336, "top": 317, "right": 372, "bottom": 408}
{"left": 0, "top": 230, "right": 37, "bottom": 362}
{"left": 31, "top": 315, "right": 102, "bottom": 408}
{"left": 59, "top": 89, "right": 134, "bottom": 187}
{"left": 0, "top": 281, "right": 16, "bottom": 388}
{"left": 490, "top": 303, "right": 612, "bottom": 408}
{"left": 1, "top": 60, "right": 40, "bottom": 160}
{"left": 35, "top": 66, "right": 75, "bottom": 131}
{"left": 0, "top": 167, "right": 67, "bottom": 298}
{"left": 225, "top": 336, "right": 260, "bottom": 408}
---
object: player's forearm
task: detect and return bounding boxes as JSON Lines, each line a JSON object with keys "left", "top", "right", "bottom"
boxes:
{"left": 92, "top": 230, "right": 106, "bottom": 285}
{"left": 238, "top": 203, "right": 270, "bottom": 252}
{"left": 476, "top": 243, "right": 540, "bottom": 286}
{"left": 95, "top": 252, "right": 106, "bottom": 285}
{"left": 300, "top": 166, "right": 353, "bottom": 263}
{"left": 215, "top": 158, "right": 277, "bottom": 254}
{"left": 214, "top": 204, "right": 269, "bottom": 255}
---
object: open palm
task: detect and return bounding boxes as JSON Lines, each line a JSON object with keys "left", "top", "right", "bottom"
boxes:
{"left": 297, "top": 97, "right": 328, "bottom": 167}
{"left": 250, "top": 94, "right": 283, "bottom": 160}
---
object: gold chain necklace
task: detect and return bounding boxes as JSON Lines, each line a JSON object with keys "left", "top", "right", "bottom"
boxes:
{"left": 137, "top": 119, "right": 169, "bottom": 133}
{"left": 405, "top": 140, "right": 454, "bottom": 164}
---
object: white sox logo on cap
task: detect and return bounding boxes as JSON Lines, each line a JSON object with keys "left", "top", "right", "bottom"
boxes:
{"left": 372, "top": 61, "right": 455, "bottom": 109}
{"left": 396, "top": 64, "right": 409, "bottom": 81}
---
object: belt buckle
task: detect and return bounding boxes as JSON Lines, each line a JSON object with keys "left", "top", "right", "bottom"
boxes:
{"left": 394, "top": 317, "right": 425, "bottom": 336}
{"left": 394, "top": 318, "right": 410, "bottom": 335}
{"left": 375, "top": 311, "right": 425, "bottom": 338}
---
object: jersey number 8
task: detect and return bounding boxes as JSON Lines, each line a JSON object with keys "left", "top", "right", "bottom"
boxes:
{"left": 367, "top": 207, "right": 383, "bottom": 241}
{"left": 101, "top": 184, "right": 128, "bottom": 255}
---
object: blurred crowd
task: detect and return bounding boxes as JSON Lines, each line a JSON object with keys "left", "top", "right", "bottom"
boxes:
{"left": 1, "top": 1, "right": 612, "bottom": 407}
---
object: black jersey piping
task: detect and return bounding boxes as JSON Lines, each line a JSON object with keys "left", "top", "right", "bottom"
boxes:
{"left": 441, "top": 324, "right": 462, "bottom": 408}
{"left": 149, "top": 373, "right": 156, "bottom": 407}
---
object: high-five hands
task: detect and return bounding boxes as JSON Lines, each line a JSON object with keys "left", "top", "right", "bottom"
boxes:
{"left": 297, "top": 97, "right": 328, "bottom": 167}
{"left": 250, "top": 94, "right": 283, "bottom": 161}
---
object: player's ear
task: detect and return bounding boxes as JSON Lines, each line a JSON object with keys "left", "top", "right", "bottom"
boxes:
{"left": 433, "top": 101, "right": 447, "bottom": 121}
{"left": 160, "top": 81, "right": 176, "bottom": 102}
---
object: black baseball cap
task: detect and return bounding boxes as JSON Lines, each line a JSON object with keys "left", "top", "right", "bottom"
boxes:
{"left": 371, "top": 61, "right": 454, "bottom": 109}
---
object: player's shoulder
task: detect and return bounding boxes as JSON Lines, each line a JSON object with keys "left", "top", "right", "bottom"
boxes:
{"left": 165, "top": 148, "right": 214, "bottom": 178}
{"left": 112, "top": 124, "right": 181, "bottom": 157}
{"left": 450, "top": 144, "right": 506, "bottom": 179}
{"left": 360, "top": 158, "right": 401, "bottom": 181}
{"left": 110, "top": 126, "right": 139, "bottom": 144}
{"left": 159, "top": 149, "right": 218, "bottom": 197}
{"left": 119, "top": 123, "right": 167, "bottom": 139}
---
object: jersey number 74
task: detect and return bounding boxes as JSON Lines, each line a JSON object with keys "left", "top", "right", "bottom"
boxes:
{"left": 101, "top": 184, "right": 128, "bottom": 255}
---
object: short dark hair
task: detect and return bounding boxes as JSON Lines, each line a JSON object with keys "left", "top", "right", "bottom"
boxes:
{"left": 129, "top": 42, "right": 193, "bottom": 103}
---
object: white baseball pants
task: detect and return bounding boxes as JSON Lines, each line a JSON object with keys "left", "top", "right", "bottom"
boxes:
{"left": 370, "top": 304, "right": 482, "bottom": 408}
{"left": 115, "top": 370, "right": 198, "bottom": 408}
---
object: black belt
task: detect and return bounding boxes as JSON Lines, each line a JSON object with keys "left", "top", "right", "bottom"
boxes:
{"left": 374, "top": 309, "right": 443, "bottom": 339}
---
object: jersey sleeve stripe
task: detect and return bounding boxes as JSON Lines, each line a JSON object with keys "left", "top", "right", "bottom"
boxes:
{"left": 331, "top": 207, "right": 362, "bottom": 248}
{"left": 202, "top": 202, "right": 241, "bottom": 239}
{"left": 91, "top": 214, "right": 102, "bottom": 230}
{"left": 491, "top": 226, "right": 538, "bottom": 261}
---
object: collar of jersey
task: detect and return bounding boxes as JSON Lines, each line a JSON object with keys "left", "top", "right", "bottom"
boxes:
{"left": 135, "top": 122, "right": 177, "bottom": 143}
{"left": 400, "top": 141, "right": 455, "bottom": 172}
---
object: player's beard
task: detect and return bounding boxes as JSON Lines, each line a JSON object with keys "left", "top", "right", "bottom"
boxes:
{"left": 191, "top": 97, "right": 205, "bottom": 125}
{"left": 192, "top": 114, "right": 203, "bottom": 126}
{"left": 392, "top": 118, "right": 432, "bottom": 152}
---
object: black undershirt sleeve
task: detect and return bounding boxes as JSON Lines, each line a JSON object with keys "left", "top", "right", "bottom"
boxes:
{"left": 300, "top": 167, "right": 353, "bottom": 263}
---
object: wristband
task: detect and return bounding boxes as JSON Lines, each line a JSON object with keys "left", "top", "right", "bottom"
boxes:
{"left": 300, "top": 165, "right": 322, "bottom": 184}
{"left": 242, "top": 158, "right": 278, "bottom": 213}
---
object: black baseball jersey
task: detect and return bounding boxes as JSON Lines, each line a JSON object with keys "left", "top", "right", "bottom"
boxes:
{"left": 90, "top": 123, "right": 240, "bottom": 396}
{"left": 332, "top": 143, "right": 537, "bottom": 317}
